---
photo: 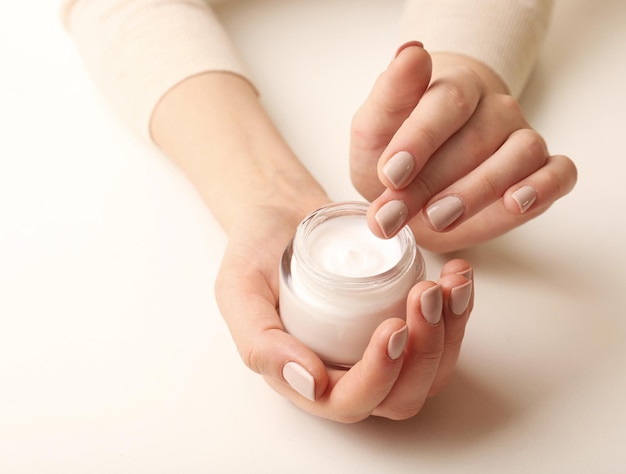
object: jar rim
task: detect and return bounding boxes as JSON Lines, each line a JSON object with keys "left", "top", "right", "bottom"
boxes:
{"left": 292, "top": 201, "right": 419, "bottom": 292}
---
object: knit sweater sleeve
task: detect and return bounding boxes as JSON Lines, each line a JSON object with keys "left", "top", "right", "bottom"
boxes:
{"left": 400, "top": 0, "right": 554, "bottom": 97}
{"left": 61, "top": 0, "right": 250, "bottom": 142}
{"left": 62, "top": 0, "right": 553, "bottom": 142}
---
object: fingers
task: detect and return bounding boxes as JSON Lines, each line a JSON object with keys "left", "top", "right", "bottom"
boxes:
{"left": 369, "top": 124, "right": 576, "bottom": 241}
{"left": 351, "top": 41, "right": 431, "bottom": 154}
{"left": 365, "top": 66, "right": 489, "bottom": 239}
{"left": 428, "top": 260, "right": 474, "bottom": 395}
{"left": 270, "top": 260, "right": 474, "bottom": 422}
{"left": 350, "top": 42, "right": 432, "bottom": 201}
{"left": 361, "top": 51, "right": 577, "bottom": 244}
{"left": 421, "top": 151, "right": 577, "bottom": 233}
{"left": 421, "top": 128, "right": 550, "bottom": 231}
{"left": 371, "top": 260, "right": 473, "bottom": 419}
{"left": 268, "top": 317, "right": 408, "bottom": 423}
{"left": 376, "top": 66, "right": 484, "bottom": 190}
{"left": 320, "top": 318, "right": 408, "bottom": 422}
{"left": 503, "top": 154, "right": 578, "bottom": 215}
{"left": 367, "top": 91, "right": 527, "bottom": 237}
{"left": 216, "top": 268, "right": 330, "bottom": 402}
{"left": 371, "top": 280, "right": 445, "bottom": 419}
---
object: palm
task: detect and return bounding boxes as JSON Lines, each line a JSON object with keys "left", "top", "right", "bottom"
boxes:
{"left": 215, "top": 202, "right": 329, "bottom": 368}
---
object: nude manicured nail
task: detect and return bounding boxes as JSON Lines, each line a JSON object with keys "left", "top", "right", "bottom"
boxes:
{"left": 421, "top": 285, "right": 442, "bottom": 325}
{"left": 375, "top": 200, "right": 408, "bottom": 238}
{"left": 426, "top": 196, "right": 464, "bottom": 231}
{"left": 393, "top": 40, "right": 425, "bottom": 59}
{"left": 512, "top": 185, "right": 537, "bottom": 213}
{"left": 387, "top": 325, "right": 409, "bottom": 360}
{"left": 450, "top": 280, "right": 473, "bottom": 316}
{"left": 282, "top": 361, "right": 315, "bottom": 401}
{"left": 383, "top": 151, "right": 415, "bottom": 188}
{"left": 456, "top": 268, "right": 473, "bottom": 280}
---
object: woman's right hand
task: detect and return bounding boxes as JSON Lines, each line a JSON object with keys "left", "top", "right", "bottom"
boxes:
{"left": 350, "top": 42, "right": 577, "bottom": 252}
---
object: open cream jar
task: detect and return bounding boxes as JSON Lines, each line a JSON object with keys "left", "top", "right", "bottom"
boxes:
{"left": 279, "top": 202, "right": 424, "bottom": 367}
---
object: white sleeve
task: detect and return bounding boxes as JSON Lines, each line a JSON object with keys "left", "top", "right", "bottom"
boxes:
{"left": 61, "top": 0, "right": 251, "bottom": 142}
{"left": 400, "top": 0, "right": 554, "bottom": 96}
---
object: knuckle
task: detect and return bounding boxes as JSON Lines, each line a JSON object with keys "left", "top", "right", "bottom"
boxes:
{"left": 350, "top": 118, "right": 389, "bottom": 152}
{"left": 554, "top": 155, "right": 579, "bottom": 191}
{"left": 334, "top": 413, "right": 368, "bottom": 424}
{"left": 414, "top": 122, "right": 441, "bottom": 155}
{"left": 439, "top": 80, "right": 474, "bottom": 118}
{"left": 515, "top": 129, "right": 548, "bottom": 163}
{"left": 240, "top": 341, "right": 261, "bottom": 374}
{"left": 497, "top": 93, "right": 524, "bottom": 116}
{"left": 544, "top": 161, "right": 573, "bottom": 197}
{"left": 239, "top": 330, "right": 275, "bottom": 375}
{"left": 384, "top": 401, "right": 424, "bottom": 421}
{"left": 475, "top": 167, "right": 500, "bottom": 199}
{"left": 444, "top": 328, "right": 467, "bottom": 351}
{"left": 415, "top": 346, "right": 445, "bottom": 367}
{"left": 379, "top": 85, "right": 416, "bottom": 115}
{"left": 413, "top": 173, "right": 441, "bottom": 200}
{"left": 460, "top": 126, "right": 484, "bottom": 160}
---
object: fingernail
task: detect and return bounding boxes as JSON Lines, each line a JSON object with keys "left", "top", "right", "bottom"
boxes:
{"left": 456, "top": 268, "right": 473, "bottom": 280}
{"left": 512, "top": 185, "right": 537, "bottom": 213}
{"left": 282, "top": 361, "right": 315, "bottom": 402}
{"left": 375, "top": 200, "right": 408, "bottom": 238}
{"left": 421, "top": 285, "right": 442, "bottom": 325}
{"left": 387, "top": 325, "right": 408, "bottom": 360}
{"left": 426, "top": 196, "right": 464, "bottom": 231}
{"left": 393, "top": 40, "right": 425, "bottom": 59}
{"left": 383, "top": 151, "right": 415, "bottom": 188}
{"left": 450, "top": 280, "right": 473, "bottom": 316}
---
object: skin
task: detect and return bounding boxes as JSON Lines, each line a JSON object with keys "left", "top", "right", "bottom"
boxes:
{"left": 353, "top": 45, "right": 577, "bottom": 251}
{"left": 150, "top": 45, "right": 576, "bottom": 422}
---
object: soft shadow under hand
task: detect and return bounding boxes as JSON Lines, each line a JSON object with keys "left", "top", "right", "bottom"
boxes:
{"left": 334, "top": 368, "right": 516, "bottom": 458}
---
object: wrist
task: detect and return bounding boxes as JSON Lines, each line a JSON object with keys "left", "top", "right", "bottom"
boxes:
{"left": 151, "top": 71, "right": 328, "bottom": 232}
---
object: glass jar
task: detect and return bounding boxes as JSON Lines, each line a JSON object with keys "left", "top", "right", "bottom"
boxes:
{"left": 279, "top": 202, "right": 424, "bottom": 367}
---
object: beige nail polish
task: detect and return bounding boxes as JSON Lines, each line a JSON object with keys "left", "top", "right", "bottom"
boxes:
{"left": 512, "top": 185, "right": 537, "bottom": 213}
{"left": 375, "top": 200, "right": 408, "bottom": 238}
{"left": 383, "top": 151, "right": 415, "bottom": 188}
{"left": 393, "top": 40, "right": 424, "bottom": 60}
{"left": 456, "top": 268, "right": 473, "bottom": 280}
{"left": 421, "top": 285, "right": 442, "bottom": 325}
{"left": 426, "top": 196, "right": 464, "bottom": 231}
{"left": 450, "top": 280, "right": 473, "bottom": 316}
{"left": 282, "top": 362, "right": 315, "bottom": 401}
{"left": 387, "top": 325, "right": 409, "bottom": 360}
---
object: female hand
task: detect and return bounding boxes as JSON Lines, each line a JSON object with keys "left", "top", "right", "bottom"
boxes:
{"left": 350, "top": 42, "right": 577, "bottom": 252}
{"left": 215, "top": 202, "right": 474, "bottom": 422}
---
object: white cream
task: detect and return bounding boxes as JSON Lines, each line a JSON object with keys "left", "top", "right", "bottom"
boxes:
{"left": 279, "top": 202, "right": 424, "bottom": 367}
{"left": 307, "top": 216, "right": 402, "bottom": 278}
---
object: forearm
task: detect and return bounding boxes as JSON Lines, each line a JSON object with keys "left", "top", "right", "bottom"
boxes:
{"left": 150, "top": 72, "right": 328, "bottom": 232}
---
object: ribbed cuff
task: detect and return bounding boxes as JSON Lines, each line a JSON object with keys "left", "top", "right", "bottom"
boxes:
{"left": 399, "top": 0, "right": 554, "bottom": 97}
{"left": 63, "top": 0, "right": 250, "bottom": 142}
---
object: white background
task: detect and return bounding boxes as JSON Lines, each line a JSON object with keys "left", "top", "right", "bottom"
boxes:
{"left": 1, "top": 1, "right": 625, "bottom": 472}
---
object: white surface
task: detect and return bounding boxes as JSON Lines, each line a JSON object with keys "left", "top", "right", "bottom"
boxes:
{"left": 1, "top": 0, "right": 625, "bottom": 472}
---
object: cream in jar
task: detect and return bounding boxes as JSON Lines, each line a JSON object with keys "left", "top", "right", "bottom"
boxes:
{"left": 279, "top": 202, "right": 424, "bottom": 367}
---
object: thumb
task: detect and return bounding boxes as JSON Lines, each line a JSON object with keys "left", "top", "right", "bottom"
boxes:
{"left": 215, "top": 266, "right": 329, "bottom": 403}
